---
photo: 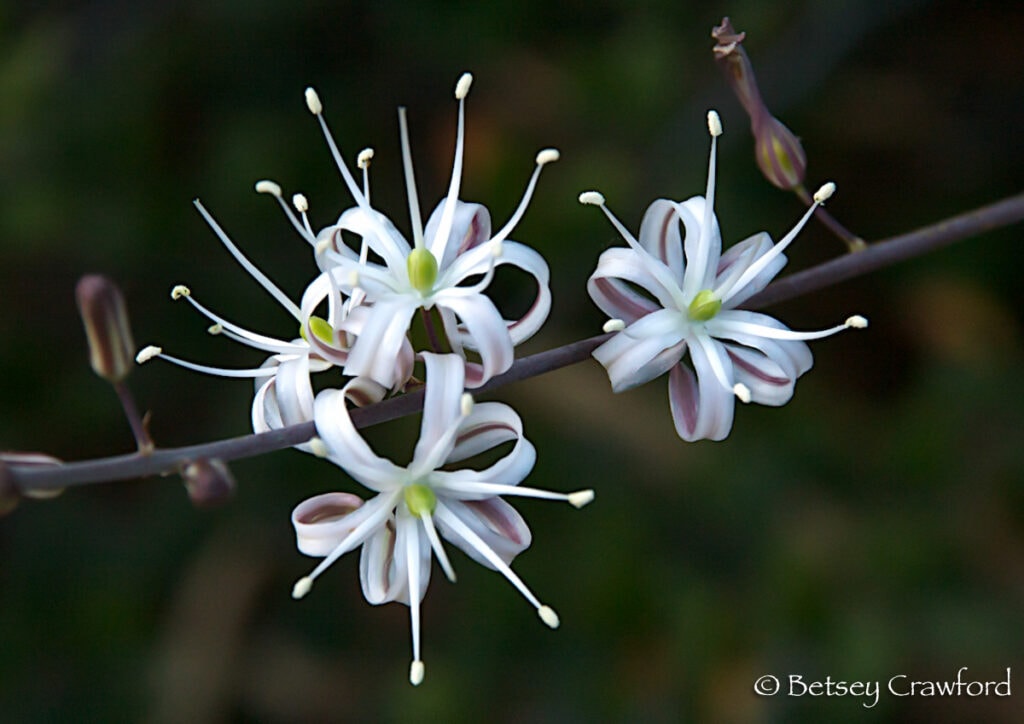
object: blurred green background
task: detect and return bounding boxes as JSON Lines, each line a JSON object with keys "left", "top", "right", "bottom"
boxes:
{"left": 2, "top": 0, "right": 1022, "bottom": 721}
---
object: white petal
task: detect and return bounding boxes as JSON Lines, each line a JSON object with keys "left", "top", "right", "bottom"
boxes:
{"left": 424, "top": 200, "right": 492, "bottom": 273}
{"left": 411, "top": 352, "right": 466, "bottom": 466}
{"left": 591, "top": 308, "right": 688, "bottom": 392}
{"left": 638, "top": 198, "right": 685, "bottom": 280}
{"left": 588, "top": 247, "right": 682, "bottom": 316}
{"left": 435, "top": 498, "right": 531, "bottom": 569}
{"left": 313, "top": 387, "right": 405, "bottom": 491}
{"left": 436, "top": 293, "right": 513, "bottom": 385}
{"left": 714, "top": 231, "right": 786, "bottom": 307}
{"left": 668, "top": 341, "right": 735, "bottom": 442}
{"left": 677, "top": 196, "right": 722, "bottom": 299}
{"left": 332, "top": 206, "right": 412, "bottom": 277}
{"left": 342, "top": 298, "right": 418, "bottom": 388}
{"left": 707, "top": 310, "right": 813, "bottom": 379}
{"left": 723, "top": 342, "right": 797, "bottom": 406}
{"left": 292, "top": 491, "right": 370, "bottom": 556}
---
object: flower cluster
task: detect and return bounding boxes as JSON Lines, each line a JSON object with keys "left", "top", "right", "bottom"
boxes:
{"left": 135, "top": 73, "right": 866, "bottom": 684}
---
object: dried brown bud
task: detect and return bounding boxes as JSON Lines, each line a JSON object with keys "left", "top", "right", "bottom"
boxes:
{"left": 183, "top": 459, "right": 236, "bottom": 509}
{"left": 712, "top": 17, "right": 807, "bottom": 190}
{"left": 76, "top": 275, "right": 136, "bottom": 382}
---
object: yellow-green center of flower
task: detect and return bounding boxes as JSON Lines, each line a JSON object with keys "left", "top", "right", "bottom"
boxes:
{"left": 687, "top": 289, "right": 722, "bottom": 322}
{"left": 404, "top": 482, "right": 437, "bottom": 516}
{"left": 407, "top": 247, "right": 439, "bottom": 294}
{"left": 299, "top": 315, "right": 334, "bottom": 344}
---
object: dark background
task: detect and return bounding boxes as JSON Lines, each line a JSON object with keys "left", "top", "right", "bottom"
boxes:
{"left": 1, "top": 0, "right": 1022, "bottom": 721}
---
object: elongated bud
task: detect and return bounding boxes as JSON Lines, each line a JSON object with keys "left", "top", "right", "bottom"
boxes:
{"left": 76, "top": 275, "right": 137, "bottom": 382}
{"left": 712, "top": 17, "right": 807, "bottom": 190}
{"left": 183, "top": 459, "right": 236, "bottom": 509}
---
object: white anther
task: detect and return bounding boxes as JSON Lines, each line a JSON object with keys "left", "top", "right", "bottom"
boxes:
{"left": 733, "top": 383, "right": 752, "bottom": 404}
{"left": 409, "top": 660, "right": 425, "bottom": 686}
{"left": 490, "top": 239, "right": 504, "bottom": 258}
{"left": 292, "top": 576, "right": 313, "bottom": 599}
{"left": 460, "top": 393, "right": 474, "bottom": 417}
{"left": 255, "top": 180, "right": 282, "bottom": 197}
{"left": 135, "top": 346, "right": 162, "bottom": 364}
{"left": 535, "top": 148, "right": 560, "bottom": 166}
{"left": 171, "top": 284, "right": 191, "bottom": 300}
{"left": 292, "top": 193, "right": 309, "bottom": 213}
{"left": 304, "top": 87, "right": 323, "bottom": 115}
{"left": 846, "top": 315, "right": 868, "bottom": 329}
{"left": 207, "top": 324, "right": 223, "bottom": 335}
{"left": 348, "top": 270, "right": 360, "bottom": 288}
{"left": 814, "top": 182, "right": 836, "bottom": 204}
{"left": 455, "top": 72, "right": 473, "bottom": 100}
{"left": 538, "top": 605, "right": 560, "bottom": 629}
{"left": 568, "top": 490, "right": 595, "bottom": 509}
{"left": 315, "top": 239, "right": 331, "bottom": 255}
{"left": 578, "top": 191, "right": 605, "bottom": 206}
{"left": 707, "top": 109, "right": 723, "bottom": 137}
{"left": 356, "top": 147, "right": 374, "bottom": 169}
{"left": 308, "top": 436, "right": 329, "bottom": 458}
{"left": 602, "top": 318, "right": 626, "bottom": 333}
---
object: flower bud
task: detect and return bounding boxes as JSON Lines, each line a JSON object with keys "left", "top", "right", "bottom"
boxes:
{"left": 76, "top": 275, "right": 137, "bottom": 382}
{"left": 182, "top": 458, "right": 236, "bottom": 509}
{"left": 712, "top": 17, "right": 807, "bottom": 190}
{"left": 752, "top": 114, "right": 808, "bottom": 191}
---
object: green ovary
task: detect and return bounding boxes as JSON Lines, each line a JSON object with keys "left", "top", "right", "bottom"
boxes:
{"left": 404, "top": 483, "right": 437, "bottom": 516}
{"left": 687, "top": 289, "right": 722, "bottom": 322}
{"left": 407, "top": 247, "right": 439, "bottom": 294}
{"left": 300, "top": 316, "right": 334, "bottom": 344}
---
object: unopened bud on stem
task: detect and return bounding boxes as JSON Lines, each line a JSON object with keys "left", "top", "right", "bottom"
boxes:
{"left": 76, "top": 275, "right": 137, "bottom": 382}
{"left": 183, "top": 459, "right": 236, "bottom": 509}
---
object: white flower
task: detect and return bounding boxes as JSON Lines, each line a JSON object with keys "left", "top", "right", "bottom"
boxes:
{"left": 290, "top": 352, "right": 594, "bottom": 685}
{"left": 582, "top": 111, "right": 867, "bottom": 441}
{"left": 135, "top": 198, "right": 410, "bottom": 446}
{"left": 300, "top": 73, "right": 554, "bottom": 389}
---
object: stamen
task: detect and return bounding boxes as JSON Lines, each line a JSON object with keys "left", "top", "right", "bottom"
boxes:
{"left": 603, "top": 319, "right": 626, "bottom": 333}
{"left": 707, "top": 109, "right": 723, "bottom": 137}
{"left": 254, "top": 180, "right": 282, "bottom": 197}
{"left": 419, "top": 510, "right": 457, "bottom": 582}
{"left": 292, "top": 194, "right": 309, "bottom": 213}
{"left": 578, "top": 191, "right": 605, "bottom": 206}
{"left": 308, "top": 436, "right": 329, "bottom": 458}
{"left": 171, "top": 284, "right": 190, "bottom": 300}
{"left": 460, "top": 392, "right": 474, "bottom": 417}
{"left": 135, "top": 345, "right": 162, "bottom": 364}
{"left": 357, "top": 147, "right": 374, "bottom": 201}
{"left": 438, "top": 480, "right": 595, "bottom": 507}
{"left": 398, "top": 107, "right": 426, "bottom": 250}
{"left": 174, "top": 291, "right": 299, "bottom": 354}
{"left": 814, "top": 182, "right": 836, "bottom": 204}
{"left": 454, "top": 72, "right": 473, "bottom": 100}
{"left": 733, "top": 383, "right": 751, "bottom": 403}
{"left": 568, "top": 490, "right": 595, "bottom": 508}
{"left": 207, "top": 324, "right": 223, "bottom": 335}
{"left": 538, "top": 605, "right": 560, "bottom": 629}
{"left": 490, "top": 148, "right": 561, "bottom": 246}
{"left": 304, "top": 87, "right": 322, "bottom": 116}
{"left": 292, "top": 576, "right": 314, "bottom": 599}
{"left": 846, "top": 315, "right": 868, "bottom": 328}
{"left": 406, "top": 517, "right": 424, "bottom": 686}
{"left": 712, "top": 316, "right": 870, "bottom": 341}
{"left": 410, "top": 660, "right": 425, "bottom": 687}
{"left": 193, "top": 200, "right": 302, "bottom": 321}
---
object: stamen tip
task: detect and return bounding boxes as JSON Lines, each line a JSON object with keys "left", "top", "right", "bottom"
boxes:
{"left": 846, "top": 315, "right": 868, "bottom": 329}
{"left": 538, "top": 605, "right": 560, "bottom": 629}
{"left": 171, "top": 284, "right": 191, "bottom": 300}
{"left": 135, "top": 345, "right": 162, "bottom": 364}
{"left": 304, "top": 87, "right": 323, "bottom": 115}
{"left": 814, "top": 182, "right": 836, "bottom": 204}
{"left": 733, "top": 382, "right": 752, "bottom": 404}
{"left": 568, "top": 489, "right": 595, "bottom": 509}
{"left": 292, "top": 576, "right": 313, "bottom": 599}
{"left": 454, "top": 72, "right": 473, "bottom": 100}
{"left": 535, "top": 148, "right": 560, "bottom": 166}
{"left": 292, "top": 193, "right": 309, "bottom": 213}
{"left": 578, "top": 190, "right": 605, "bottom": 206}
{"left": 315, "top": 239, "right": 331, "bottom": 256}
{"left": 490, "top": 239, "right": 503, "bottom": 258}
{"left": 602, "top": 318, "right": 626, "bottom": 333}
{"left": 357, "top": 147, "right": 374, "bottom": 169}
{"left": 409, "top": 660, "right": 425, "bottom": 686}
{"left": 207, "top": 323, "right": 223, "bottom": 335}
{"left": 308, "top": 436, "right": 329, "bottom": 458}
{"left": 707, "top": 109, "right": 723, "bottom": 137}
{"left": 254, "top": 179, "right": 282, "bottom": 197}
{"left": 460, "top": 392, "right": 474, "bottom": 417}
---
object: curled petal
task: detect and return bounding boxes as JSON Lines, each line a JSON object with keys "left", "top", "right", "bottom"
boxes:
{"left": 638, "top": 199, "right": 685, "bottom": 280}
{"left": 714, "top": 231, "right": 786, "bottom": 307}
{"left": 436, "top": 498, "right": 531, "bottom": 569}
{"left": 588, "top": 247, "right": 682, "bottom": 317}
{"left": 592, "top": 308, "right": 688, "bottom": 392}
{"left": 292, "top": 491, "right": 380, "bottom": 556}
{"left": 361, "top": 512, "right": 431, "bottom": 606}
{"left": 436, "top": 293, "right": 513, "bottom": 386}
{"left": 412, "top": 353, "right": 466, "bottom": 466}
{"left": 424, "top": 200, "right": 492, "bottom": 273}
{"left": 669, "top": 339, "right": 735, "bottom": 442}
{"left": 343, "top": 298, "right": 419, "bottom": 388}
{"left": 724, "top": 343, "right": 795, "bottom": 406}
{"left": 708, "top": 309, "right": 813, "bottom": 380}
{"left": 331, "top": 206, "right": 412, "bottom": 275}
